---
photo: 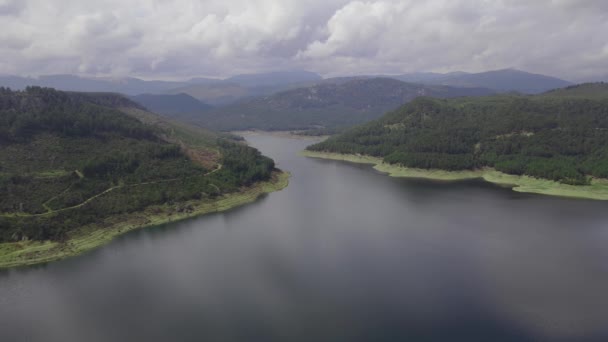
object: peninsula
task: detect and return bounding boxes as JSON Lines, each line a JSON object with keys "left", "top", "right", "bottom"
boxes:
{"left": 0, "top": 87, "right": 288, "bottom": 268}
{"left": 305, "top": 83, "right": 608, "bottom": 200}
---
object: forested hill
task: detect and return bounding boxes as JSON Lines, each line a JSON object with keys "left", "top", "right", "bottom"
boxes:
{"left": 542, "top": 82, "right": 608, "bottom": 99}
{"left": 194, "top": 78, "right": 495, "bottom": 132}
{"left": 0, "top": 87, "right": 276, "bottom": 242}
{"left": 308, "top": 83, "right": 608, "bottom": 185}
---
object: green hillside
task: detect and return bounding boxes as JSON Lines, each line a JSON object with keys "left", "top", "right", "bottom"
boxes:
{"left": 0, "top": 87, "right": 278, "bottom": 244}
{"left": 308, "top": 83, "right": 608, "bottom": 186}
{"left": 542, "top": 82, "right": 608, "bottom": 99}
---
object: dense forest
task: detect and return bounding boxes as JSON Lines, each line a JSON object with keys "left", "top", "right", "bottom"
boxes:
{"left": 308, "top": 83, "right": 608, "bottom": 185}
{"left": 0, "top": 87, "right": 275, "bottom": 242}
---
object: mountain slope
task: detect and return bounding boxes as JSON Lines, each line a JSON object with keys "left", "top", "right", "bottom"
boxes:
{"left": 395, "top": 69, "right": 572, "bottom": 94}
{"left": 193, "top": 78, "right": 495, "bottom": 131}
{"left": 541, "top": 82, "right": 608, "bottom": 99}
{"left": 166, "top": 82, "right": 254, "bottom": 106}
{"left": 392, "top": 71, "right": 469, "bottom": 83}
{"left": 0, "top": 87, "right": 278, "bottom": 244}
{"left": 226, "top": 70, "right": 322, "bottom": 87}
{"left": 0, "top": 74, "right": 191, "bottom": 95}
{"left": 170, "top": 70, "right": 322, "bottom": 106}
{"left": 308, "top": 83, "right": 608, "bottom": 185}
{"left": 130, "top": 93, "right": 213, "bottom": 121}
{"left": 166, "top": 79, "right": 323, "bottom": 106}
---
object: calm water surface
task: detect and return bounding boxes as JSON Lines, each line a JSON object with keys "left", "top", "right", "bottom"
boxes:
{"left": 1, "top": 134, "right": 608, "bottom": 342}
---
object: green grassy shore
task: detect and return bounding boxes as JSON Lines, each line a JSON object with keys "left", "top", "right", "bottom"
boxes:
{"left": 301, "top": 150, "right": 608, "bottom": 200}
{"left": 0, "top": 171, "right": 289, "bottom": 269}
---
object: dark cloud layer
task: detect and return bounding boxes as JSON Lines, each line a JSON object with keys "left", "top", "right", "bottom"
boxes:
{"left": 0, "top": 0, "right": 606, "bottom": 80}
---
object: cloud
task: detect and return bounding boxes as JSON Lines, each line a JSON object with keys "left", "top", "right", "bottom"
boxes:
{"left": 300, "top": 1, "right": 404, "bottom": 59}
{"left": 0, "top": 0, "right": 25, "bottom": 16}
{"left": 296, "top": 0, "right": 608, "bottom": 80}
{"left": 0, "top": 0, "right": 606, "bottom": 80}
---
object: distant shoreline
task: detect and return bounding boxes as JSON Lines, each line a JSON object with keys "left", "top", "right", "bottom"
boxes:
{"left": 0, "top": 171, "right": 290, "bottom": 269}
{"left": 301, "top": 150, "right": 608, "bottom": 201}
{"left": 232, "top": 130, "right": 330, "bottom": 140}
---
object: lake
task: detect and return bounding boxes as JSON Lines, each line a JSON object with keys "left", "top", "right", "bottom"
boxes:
{"left": 1, "top": 134, "right": 607, "bottom": 342}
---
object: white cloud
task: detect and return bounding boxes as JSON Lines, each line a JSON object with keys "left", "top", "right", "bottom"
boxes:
{"left": 0, "top": 0, "right": 606, "bottom": 80}
{"left": 297, "top": 0, "right": 608, "bottom": 79}
{"left": 0, "top": 0, "right": 25, "bottom": 16}
{"left": 300, "top": 1, "right": 405, "bottom": 58}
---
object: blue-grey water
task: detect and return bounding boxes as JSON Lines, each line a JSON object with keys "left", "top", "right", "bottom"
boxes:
{"left": 1, "top": 134, "right": 608, "bottom": 342}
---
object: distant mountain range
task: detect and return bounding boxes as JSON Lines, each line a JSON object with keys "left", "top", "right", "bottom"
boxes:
{"left": 0, "top": 69, "right": 582, "bottom": 133}
{"left": 165, "top": 82, "right": 310, "bottom": 106}
{"left": 392, "top": 69, "right": 573, "bottom": 94}
{"left": 0, "top": 71, "right": 324, "bottom": 105}
{"left": 0, "top": 69, "right": 574, "bottom": 108}
{"left": 0, "top": 74, "right": 190, "bottom": 95}
{"left": 166, "top": 71, "right": 323, "bottom": 106}
{"left": 225, "top": 70, "right": 322, "bottom": 87}
{"left": 193, "top": 78, "right": 496, "bottom": 132}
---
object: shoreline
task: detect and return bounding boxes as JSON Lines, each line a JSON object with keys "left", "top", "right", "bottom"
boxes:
{"left": 0, "top": 171, "right": 290, "bottom": 269}
{"left": 232, "top": 130, "right": 329, "bottom": 140}
{"left": 301, "top": 150, "right": 608, "bottom": 201}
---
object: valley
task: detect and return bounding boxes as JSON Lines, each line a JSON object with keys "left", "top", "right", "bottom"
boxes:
{"left": 2, "top": 2, "right": 608, "bottom": 341}
{"left": 2, "top": 133, "right": 607, "bottom": 341}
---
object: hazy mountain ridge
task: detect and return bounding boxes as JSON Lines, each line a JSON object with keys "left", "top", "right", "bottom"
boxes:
{"left": 0, "top": 71, "right": 324, "bottom": 106}
{"left": 394, "top": 69, "right": 572, "bottom": 93}
{"left": 193, "top": 78, "right": 496, "bottom": 131}
{"left": 0, "top": 74, "right": 192, "bottom": 95}
{"left": 0, "top": 69, "right": 573, "bottom": 106}
{"left": 0, "top": 71, "right": 322, "bottom": 95}
{"left": 225, "top": 71, "right": 322, "bottom": 87}
{"left": 168, "top": 71, "right": 325, "bottom": 106}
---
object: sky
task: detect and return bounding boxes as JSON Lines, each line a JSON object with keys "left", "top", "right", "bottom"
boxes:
{"left": 0, "top": 0, "right": 607, "bottom": 81}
